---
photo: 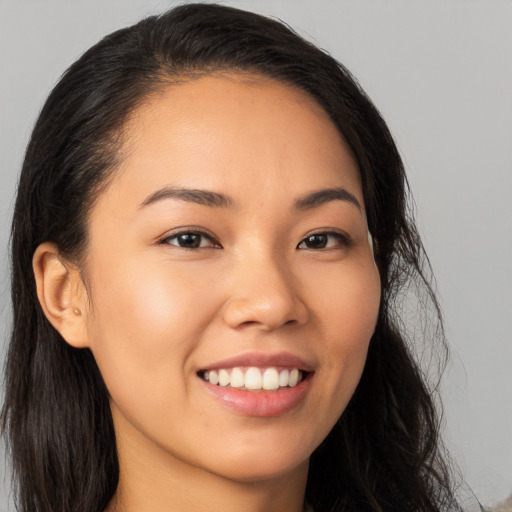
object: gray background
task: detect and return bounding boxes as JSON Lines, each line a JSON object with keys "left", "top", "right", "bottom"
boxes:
{"left": 1, "top": 0, "right": 511, "bottom": 510}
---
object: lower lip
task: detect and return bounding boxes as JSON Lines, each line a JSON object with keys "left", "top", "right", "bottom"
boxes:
{"left": 201, "top": 375, "right": 311, "bottom": 417}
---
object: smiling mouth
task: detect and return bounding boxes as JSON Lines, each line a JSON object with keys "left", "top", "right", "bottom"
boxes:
{"left": 199, "top": 367, "right": 308, "bottom": 391}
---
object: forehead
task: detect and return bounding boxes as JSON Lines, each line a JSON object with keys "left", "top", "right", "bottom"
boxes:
{"left": 100, "top": 73, "right": 362, "bottom": 212}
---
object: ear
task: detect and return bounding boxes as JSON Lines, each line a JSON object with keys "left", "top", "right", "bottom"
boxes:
{"left": 33, "top": 242, "right": 90, "bottom": 348}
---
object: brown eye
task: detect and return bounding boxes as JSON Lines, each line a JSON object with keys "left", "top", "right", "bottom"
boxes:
{"left": 163, "top": 231, "right": 220, "bottom": 249}
{"left": 174, "top": 233, "right": 203, "bottom": 248}
{"left": 302, "top": 234, "right": 328, "bottom": 249}
{"left": 297, "top": 232, "right": 350, "bottom": 250}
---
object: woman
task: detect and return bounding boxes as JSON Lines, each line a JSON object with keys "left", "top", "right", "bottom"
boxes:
{"left": 2, "top": 3, "right": 464, "bottom": 511}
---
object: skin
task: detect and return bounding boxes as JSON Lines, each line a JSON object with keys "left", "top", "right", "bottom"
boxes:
{"left": 34, "top": 75, "right": 381, "bottom": 512}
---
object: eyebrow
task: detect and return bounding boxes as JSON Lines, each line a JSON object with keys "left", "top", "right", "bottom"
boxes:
{"left": 140, "top": 187, "right": 235, "bottom": 209}
{"left": 294, "top": 187, "right": 362, "bottom": 211}
{"left": 140, "top": 186, "right": 361, "bottom": 211}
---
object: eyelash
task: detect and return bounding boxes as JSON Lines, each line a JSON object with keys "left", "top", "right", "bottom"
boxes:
{"left": 159, "top": 229, "right": 351, "bottom": 251}
{"left": 296, "top": 231, "right": 351, "bottom": 250}
{"left": 159, "top": 229, "right": 221, "bottom": 250}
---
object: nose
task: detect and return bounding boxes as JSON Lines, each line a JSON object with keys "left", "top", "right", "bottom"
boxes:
{"left": 221, "top": 251, "right": 309, "bottom": 331}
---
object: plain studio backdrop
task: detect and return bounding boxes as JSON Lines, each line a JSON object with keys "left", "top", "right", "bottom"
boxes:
{"left": 0, "top": 1, "right": 510, "bottom": 510}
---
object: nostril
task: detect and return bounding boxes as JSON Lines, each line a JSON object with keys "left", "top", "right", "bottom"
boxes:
{"left": 221, "top": 292, "right": 308, "bottom": 331}
{"left": 240, "top": 320, "right": 258, "bottom": 327}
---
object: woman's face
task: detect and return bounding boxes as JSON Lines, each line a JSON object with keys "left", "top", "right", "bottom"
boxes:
{"left": 82, "top": 74, "right": 381, "bottom": 482}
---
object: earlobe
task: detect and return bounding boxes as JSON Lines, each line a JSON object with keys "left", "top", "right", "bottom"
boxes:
{"left": 32, "top": 242, "right": 90, "bottom": 348}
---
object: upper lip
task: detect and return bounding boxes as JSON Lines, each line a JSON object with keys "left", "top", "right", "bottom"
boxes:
{"left": 199, "top": 351, "right": 315, "bottom": 372}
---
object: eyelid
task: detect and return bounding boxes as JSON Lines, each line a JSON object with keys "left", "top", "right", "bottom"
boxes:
{"left": 297, "top": 229, "right": 352, "bottom": 250}
{"left": 159, "top": 227, "right": 222, "bottom": 248}
{"left": 157, "top": 227, "right": 351, "bottom": 250}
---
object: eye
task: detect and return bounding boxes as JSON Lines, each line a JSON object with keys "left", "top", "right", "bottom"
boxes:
{"left": 161, "top": 230, "right": 220, "bottom": 249}
{"left": 297, "top": 231, "right": 350, "bottom": 250}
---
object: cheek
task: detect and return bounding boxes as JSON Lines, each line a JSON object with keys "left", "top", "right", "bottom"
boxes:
{"left": 84, "top": 257, "right": 221, "bottom": 413}
{"left": 87, "top": 255, "right": 220, "bottom": 344}
{"left": 310, "top": 261, "right": 380, "bottom": 403}
{"left": 310, "top": 257, "right": 380, "bottom": 341}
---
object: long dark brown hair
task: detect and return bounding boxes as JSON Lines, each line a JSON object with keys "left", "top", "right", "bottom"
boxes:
{"left": 3, "top": 4, "right": 461, "bottom": 511}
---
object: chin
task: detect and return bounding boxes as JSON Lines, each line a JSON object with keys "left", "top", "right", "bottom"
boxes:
{"left": 215, "top": 456, "right": 309, "bottom": 484}
{"left": 200, "top": 440, "right": 311, "bottom": 483}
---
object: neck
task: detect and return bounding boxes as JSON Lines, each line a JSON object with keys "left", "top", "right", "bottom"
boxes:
{"left": 106, "top": 412, "right": 309, "bottom": 512}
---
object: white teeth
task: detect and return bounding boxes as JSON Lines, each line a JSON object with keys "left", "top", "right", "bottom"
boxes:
{"left": 209, "top": 370, "right": 219, "bottom": 385}
{"left": 289, "top": 368, "right": 299, "bottom": 387}
{"left": 230, "top": 367, "right": 245, "bottom": 388}
{"left": 202, "top": 366, "right": 305, "bottom": 390}
{"left": 262, "top": 368, "right": 279, "bottom": 390}
{"left": 244, "top": 367, "right": 262, "bottom": 390}
{"left": 218, "top": 369, "right": 230, "bottom": 387}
